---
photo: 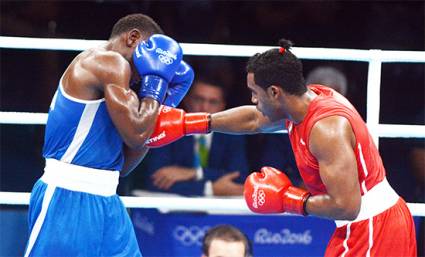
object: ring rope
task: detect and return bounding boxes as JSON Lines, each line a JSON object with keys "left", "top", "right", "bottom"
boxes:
{"left": 1, "top": 111, "right": 424, "bottom": 138}
{"left": 1, "top": 192, "right": 424, "bottom": 217}
{"left": 1, "top": 36, "right": 425, "bottom": 62}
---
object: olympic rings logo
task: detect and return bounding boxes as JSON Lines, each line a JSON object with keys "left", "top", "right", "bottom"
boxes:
{"left": 173, "top": 225, "right": 210, "bottom": 246}
{"left": 252, "top": 185, "right": 266, "bottom": 209}
{"left": 257, "top": 189, "right": 266, "bottom": 206}
{"left": 159, "top": 54, "right": 174, "bottom": 65}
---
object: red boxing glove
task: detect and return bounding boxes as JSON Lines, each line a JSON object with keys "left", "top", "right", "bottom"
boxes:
{"left": 244, "top": 167, "right": 310, "bottom": 215}
{"left": 146, "top": 105, "right": 210, "bottom": 148}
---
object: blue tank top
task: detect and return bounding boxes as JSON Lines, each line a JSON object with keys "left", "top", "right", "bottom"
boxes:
{"left": 43, "top": 82, "right": 124, "bottom": 171}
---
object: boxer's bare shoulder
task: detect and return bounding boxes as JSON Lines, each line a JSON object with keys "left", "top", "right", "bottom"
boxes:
{"left": 62, "top": 47, "right": 131, "bottom": 99}
{"left": 78, "top": 47, "right": 130, "bottom": 80}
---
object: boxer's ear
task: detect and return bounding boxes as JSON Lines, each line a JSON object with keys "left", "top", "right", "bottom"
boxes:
{"left": 126, "top": 29, "right": 142, "bottom": 48}
{"left": 267, "top": 85, "right": 281, "bottom": 99}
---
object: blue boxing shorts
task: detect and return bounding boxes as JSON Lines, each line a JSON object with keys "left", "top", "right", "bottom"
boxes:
{"left": 24, "top": 159, "right": 142, "bottom": 257}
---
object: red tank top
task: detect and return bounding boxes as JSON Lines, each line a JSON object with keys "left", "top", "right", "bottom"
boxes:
{"left": 286, "top": 85, "right": 386, "bottom": 196}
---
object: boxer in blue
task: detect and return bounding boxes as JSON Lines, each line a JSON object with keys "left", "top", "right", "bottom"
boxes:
{"left": 24, "top": 13, "right": 194, "bottom": 257}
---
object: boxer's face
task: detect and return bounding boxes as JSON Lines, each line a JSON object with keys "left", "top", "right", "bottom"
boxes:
{"left": 247, "top": 73, "right": 286, "bottom": 121}
{"left": 247, "top": 73, "right": 273, "bottom": 116}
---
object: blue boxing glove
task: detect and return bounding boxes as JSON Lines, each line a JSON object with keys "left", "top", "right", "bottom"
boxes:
{"left": 163, "top": 60, "right": 194, "bottom": 107}
{"left": 133, "top": 34, "right": 183, "bottom": 102}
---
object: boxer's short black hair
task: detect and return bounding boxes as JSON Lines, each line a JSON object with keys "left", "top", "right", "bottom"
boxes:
{"left": 109, "top": 13, "right": 163, "bottom": 39}
{"left": 246, "top": 38, "right": 306, "bottom": 96}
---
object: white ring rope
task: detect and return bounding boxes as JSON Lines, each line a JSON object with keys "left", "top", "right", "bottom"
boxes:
{"left": 1, "top": 111, "right": 424, "bottom": 139}
{"left": 0, "top": 36, "right": 424, "bottom": 216}
{"left": 1, "top": 192, "right": 424, "bottom": 217}
{"left": 2, "top": 36, "right": 425, "bottom": 62}
{"left": 0, "top": 112, "right": 48, "bottom": 125}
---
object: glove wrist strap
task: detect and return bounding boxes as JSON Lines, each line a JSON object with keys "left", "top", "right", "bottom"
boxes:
{"left": 184, "top": 113, "right": 210, "bottom": 134}
{"left": 283, "top": 186, "right": 311, "bottom": 216}
{"left": 139, "top": 75, "right": 168, "bottom": 103}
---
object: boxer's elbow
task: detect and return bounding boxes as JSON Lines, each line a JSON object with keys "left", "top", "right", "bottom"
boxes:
{"left": 243, "top": 111, "right": 264, "bottom": 133}
{"left": 126, "top": 116, "right": 158, "bottom": 149}
{"left": 123, "top": 140, "right": 143, "bottom": 150}
{"left": 123, "top": 132, "right": 150, "bottom": 150}
{"left": 334, "top": 198, "right": 360, "bottom": 220}
{"left": 125, "top": 133, "right": 150, "bottom": 151}
{"left": 341, "top": 206, "right": 360, "bottom": 221}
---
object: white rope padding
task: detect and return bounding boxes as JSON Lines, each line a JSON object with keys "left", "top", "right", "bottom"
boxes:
{"left": 1, "top": 192, "right": 424, "bottom": 217}
{"left": 0, "top": 112, "right": 48, "bottom": 125}
{"left": 0, "top": 37, "right": 424, "bottom": 215}
{"left": 2, "top": 36, "right": 425, "bottom": 62}
{"left": 1, "top": 111, "right": 424, "bottom": 138}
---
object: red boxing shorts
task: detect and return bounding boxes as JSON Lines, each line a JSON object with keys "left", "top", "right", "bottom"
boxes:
{"left": 325, "top": 179, "right": 416, "bottom": 257}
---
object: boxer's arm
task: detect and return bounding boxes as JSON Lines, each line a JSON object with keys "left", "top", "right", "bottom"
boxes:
{"left": 94, "top": 53, "right": 159, "bottom": 149}
{"left": 148, "top": 105, "right": 285, "bottom": 148}
{"left": 305, "top": 116, "right": 361, "bottom": 220}
{"left": 121, "top": 144, "right": 149, "bottom": 177}
{"left": 210, "top": 106, "right": 284, "bottom": 134}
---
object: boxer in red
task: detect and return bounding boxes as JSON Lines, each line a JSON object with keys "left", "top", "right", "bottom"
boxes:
{"left": 146, "top": 38, "right": 417, "bottom": 257}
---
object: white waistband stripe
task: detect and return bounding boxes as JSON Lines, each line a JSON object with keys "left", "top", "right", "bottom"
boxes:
{"left": 41, "top": 158, "right": 119, "bottom": 196}
{"left": 335, "top": 178, "right": 399, "bottom": 227}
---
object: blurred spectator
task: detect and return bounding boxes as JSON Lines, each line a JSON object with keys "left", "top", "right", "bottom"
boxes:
{"left": 409, "top": 142, "right": 425, "bottom": 201}
{"left": 410, "top": 137, "right": 425, "bottom": 256}
{"left": 247, "top": 133, "right": 302, "bottom": 187}
{"left": 408, "top": 110, "right": 425, "bottom": 203}
{"left": 409, "top": 110, "right": 425, "bottom": 256}
{"left": 201, "top": 224, "right": 251, "bottom": 257}
{"left": 306, "top": 66, "right": 348, "bottom": 96}
{"left": 140, "top": 76, "right": 249, "bottom": 196}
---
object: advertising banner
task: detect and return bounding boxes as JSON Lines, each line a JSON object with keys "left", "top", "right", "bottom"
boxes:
{"left": 132, "top": 209, "right": 335, "bottom": 256}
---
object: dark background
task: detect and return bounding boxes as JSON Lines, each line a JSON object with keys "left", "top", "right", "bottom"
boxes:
{"left": 0, "top": 1, "right": 424, "bottom": 201}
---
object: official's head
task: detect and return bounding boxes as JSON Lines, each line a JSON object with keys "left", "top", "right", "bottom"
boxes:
{"left": 306, "top": 66, "right": 348, "bottom": 96}
{"left": 201, "top": 225, "right": 251, "bottom": 257}
{"left": 109, "top": 13, "right": 163, "bottom": 60}
{"left": 246, "top": 38, "right": 306, "bottom": 120}
{"left": 184, "top": 76, "right": 227, "bottom": 114}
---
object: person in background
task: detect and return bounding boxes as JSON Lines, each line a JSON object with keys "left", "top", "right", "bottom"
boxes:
{"left": 409, "top": 110, "right": 425, "bottom": 255}
{"left": 142, "top": 76, "right": 249, "bottom": 196}
{"left": 305, "top": 66, "right": 348, "bottom": 96}
{"left": 201, "top": 224, "right": 251, "bottom": 257}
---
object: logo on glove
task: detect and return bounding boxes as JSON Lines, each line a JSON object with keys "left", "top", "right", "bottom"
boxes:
{"left": 146, "top": 130, "right": 166, "bottom": 144}
{"left": 158, "top": 54, "right": 173, "bottom": 65}
{"left": 252, "top": 185, "right": 266, "bottom": 209}
{"left": 156, "top": 48, "right": 177, "bottom": 65}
